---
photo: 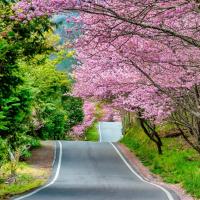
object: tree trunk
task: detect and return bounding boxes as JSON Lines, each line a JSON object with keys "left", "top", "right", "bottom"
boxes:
{"left": 138, "top": 116, "right": 163, "bottom": 155}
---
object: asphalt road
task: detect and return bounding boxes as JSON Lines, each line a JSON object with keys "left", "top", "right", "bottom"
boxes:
{"left": 98, "top": 122, "right": 123, "bottom": 142}
{"left": 14, "top": 122, "right": 178, "bottom": 200}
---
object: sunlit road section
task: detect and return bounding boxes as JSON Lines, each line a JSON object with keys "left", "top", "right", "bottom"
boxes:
{"left": 98, "top": 122, "right": 123, "bottom": 142}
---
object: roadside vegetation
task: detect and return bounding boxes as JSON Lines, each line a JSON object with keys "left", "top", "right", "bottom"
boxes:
{"left": 0, "top": 163, "right": 46, "bottom": 200}
{"left": 84, "top": 104, "right": 104, "bottom": 142}
{"left": 83, "top": 104, "right": 116, "bottom": 142}
{"left": 0, "top": 141, "right": 54, "bottom": 200}
{"left": 0, "top": 0, "right": 83, "bottom": 195}
{"left": 121, "top": 120, "right": 200, "bottom": 199}
{"left": 71, "top": 102, "right": 104, "bottom": 140}
{"left": 85, "top": 122, "right": 99, "bottom": 142}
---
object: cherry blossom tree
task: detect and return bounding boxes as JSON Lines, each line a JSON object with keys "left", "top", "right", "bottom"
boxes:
{"left": 72, "top": 1, "right": 200, "bottom": 153}
{"left": 71, "top": 101, "right": 96, "bottom": 136}
{"left": 14, "top": 0, "right": 200, "bottom": 47}
{"left": 14, "top": 0, "right": 200, "bottom": 153}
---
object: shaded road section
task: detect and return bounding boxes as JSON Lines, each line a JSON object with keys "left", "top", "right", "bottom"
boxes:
{"left": 14, "top": 140, "right": 178, "bottom": 200}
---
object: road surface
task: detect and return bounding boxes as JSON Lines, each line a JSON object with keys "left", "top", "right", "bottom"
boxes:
{"left": 98, "top": 122, "right": 123, "bottom": 142}
{"left": 14, "top": 122, "right": 178, "bottom": 200}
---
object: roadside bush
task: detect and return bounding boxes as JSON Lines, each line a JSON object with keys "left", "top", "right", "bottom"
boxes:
{"left": 19, "top": 52, "right": 84, "bottom": 140}
{"left": 63, "top": 96, "right": 84, "bottom": 131}
{"left": 0, "top": 138, "right": 8, "bottom": 168}
{"left": 39, "top": 109, "right": 67, "bottom": 140}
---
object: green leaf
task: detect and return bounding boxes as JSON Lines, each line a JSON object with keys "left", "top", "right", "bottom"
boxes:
{"left": 8, "top": 31, "right": 15, "bottom": 37}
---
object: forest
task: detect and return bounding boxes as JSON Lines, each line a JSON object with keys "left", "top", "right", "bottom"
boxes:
{"left": 0, "top": 0, "right": 84, "bottom": 177}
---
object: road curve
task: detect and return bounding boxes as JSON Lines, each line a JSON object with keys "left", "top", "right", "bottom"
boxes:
{"left": 14, "top": 140, "right": 179, "bottom": 200}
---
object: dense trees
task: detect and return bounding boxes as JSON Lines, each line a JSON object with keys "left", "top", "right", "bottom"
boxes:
{"left": 19, "top": 53, "right": 83, "bottom": 140}
{"left": 0, "top": 1, "right": 54, "bottom": 169}
{"left": 0, "top": 1, "right": 83, "bottom": 175}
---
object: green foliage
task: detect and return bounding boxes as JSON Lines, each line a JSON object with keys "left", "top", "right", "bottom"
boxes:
{"left": 0, "top": 1, "right": 84, "bottom": 174}
{"left": 40, "top": 109, "right": 66, "bottom": 140}
{"left": 0, "top": 163, "right": 46, "bottom": 200}
{"left": 20, "top": 138, "right": 41, "bottom": 159}
{"left": 83, "top": 104, "right": 103, "bottom": 141}
{"left": 0, "top": 174, "right": 43, "bottom": 199}
{"left": 121, "top": 121, "right": 200, "bottom": 198}
{"left": 0, "top": 138, "right": 8, "bottom": 168}
{"left": 85, "top": 122, "right": 99, "bottom": 142}
{"left": 63, "top": 96, "right": 84, "bottom": 131}
{"left": 0, "top": 2, "right": 52, "bottom": 97}
{"left": 0, "top": 4, "right": 84, "bottom": 199}
{"left": 1, "top": 87, "right": 32, "bottom": 131}
{"left": 19, "top": 53, "right": 83, "bottom": 140}
{"left": 0, "top": 1, "right": 54, "bottom": 160}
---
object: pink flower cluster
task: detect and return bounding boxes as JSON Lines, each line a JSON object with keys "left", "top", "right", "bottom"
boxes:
{"left": 70, "top": 1, "right": 200, "bottom": 123}
{"left": 71, "top": 102, "right": 121, "bottom": 136}
{"left": 100, "top": 105, "right": 121, "bottom": 122}
{"left": 71, "top": 101, "right": 96, "bottom": 136}
{"left": 13, "top": 0, "right": 77, "bottom": 20}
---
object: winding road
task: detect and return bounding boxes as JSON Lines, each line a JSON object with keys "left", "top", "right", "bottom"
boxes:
{"left": 14, "top": 122, "right": 179, "bottom": 200}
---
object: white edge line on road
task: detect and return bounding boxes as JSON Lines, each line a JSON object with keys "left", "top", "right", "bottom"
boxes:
{"left": 14, "top": 141, "right": 63, "bottom": 200}
{"left": 110, "top": 142, "right": 174, "bottom": 200}
{"left": 98, "top": 122, "right": 102, "bottom": 143}
{"left": 52, "top": 141, "right": 57, "bottom": 167}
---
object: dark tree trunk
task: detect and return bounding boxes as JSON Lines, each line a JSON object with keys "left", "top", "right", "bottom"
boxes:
{"left": 138, "top": 114, "right": 163, "bottom": 155}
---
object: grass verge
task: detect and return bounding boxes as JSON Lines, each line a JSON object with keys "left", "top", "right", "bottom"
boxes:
{"left": 85, "top": 122, "right": 99, "bottom": 142}
{"left": 121, "top": 121, "right": 200, "bottom": 199}
{"left": 0, "top": 162, "right": 47, "bottom": 200}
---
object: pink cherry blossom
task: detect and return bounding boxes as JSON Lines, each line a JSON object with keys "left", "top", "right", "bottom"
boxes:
{"left": 71, "top": 101, "right": 96, "bottom": 136}
{"left": 14, "top": 0, "right": 200, "bottom": 125}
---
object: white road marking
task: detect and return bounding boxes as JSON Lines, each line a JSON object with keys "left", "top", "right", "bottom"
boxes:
{"left": 52, "top": 141, "right": 57, "bottom": 167}
{"left": 110, "top": 143, "right": 175, "bottom": 200}
{"left": 98, "top": 122, "right": 102, "bottom": 142}
{"left": 14, "top": 141, "right": 63, "bottom": 200}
